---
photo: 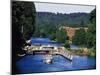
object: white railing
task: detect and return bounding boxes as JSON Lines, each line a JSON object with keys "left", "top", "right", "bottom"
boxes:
{"left": 24, "top": 45, "right": 73, "bottom": 60}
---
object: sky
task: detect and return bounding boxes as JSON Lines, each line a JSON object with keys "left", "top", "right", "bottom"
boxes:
{"left": 34, "top": 2, "right": 95, "bottom": 14}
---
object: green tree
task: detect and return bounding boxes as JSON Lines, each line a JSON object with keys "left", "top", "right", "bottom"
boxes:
{"left": 64, "top": 40, "right": 70, "bottom": 48}
{"left": 90, "top": 9, "right": 96, "bottom": 23}
{"left": 73, "top": 28, "right": 87, "bottom": 46}
{"left": 12, "top": 1, "right": 36, "bottom": 74}
{"left": 56, "top": 29, "right": 67, "bottom": 43}
{"left": 12, "top": 1, "right": 36, "bottom": 40}
{"left": 86, "top": 8, "right": 96, "bottom": 49}
{"left": 12, "top": 0, "right": 36, "bottom": 54}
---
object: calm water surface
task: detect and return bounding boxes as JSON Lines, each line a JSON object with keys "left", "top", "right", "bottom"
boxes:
{"left": 16, "top": 54, "right": 96, "bottom": 74}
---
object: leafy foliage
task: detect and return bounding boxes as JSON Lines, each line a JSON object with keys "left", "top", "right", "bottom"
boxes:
{"left": 86, "top": 8, "right": 96, "bottom": 49}
{"left": 56, "top": 29, "right": 67, "bottom": 43}
{"left": 12, "top": 1, "right": 36, "bottom": 73}
{"left": 34, "top": 12, "right": 90, "bottom": 44}
{"left": 73, "top": 28, "right": 87, "bottom": 46}
{"left": 12, "top": 1, "right": 36, "bottom": 40}
{"left": 71, "top": 8, "right": 96, "bottom": 49}
{"left": 35, "top": 12, "right": 90, "bottom": 28}
{"left": 12, "top": 1, "right": 36, "bottom": 55}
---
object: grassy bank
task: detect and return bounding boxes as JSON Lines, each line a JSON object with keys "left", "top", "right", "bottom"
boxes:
{"left": 66, "top": 48, "right": 96, "bottom": 57}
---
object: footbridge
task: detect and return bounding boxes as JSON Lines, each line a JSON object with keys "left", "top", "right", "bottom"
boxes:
{"left": 24, "top": 45, "right": 73, "bottom": 61}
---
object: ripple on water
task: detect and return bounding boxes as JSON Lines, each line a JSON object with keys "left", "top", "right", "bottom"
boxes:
{"left": 16, "top": 55, "right": 96, "bottom": 74}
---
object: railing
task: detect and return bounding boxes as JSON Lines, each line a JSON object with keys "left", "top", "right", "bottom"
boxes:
{"left": 52, "top": 48, "right": 73, "bottom": 60}
{"left": 24, "top": 46, "right": 73, "bottom": 60}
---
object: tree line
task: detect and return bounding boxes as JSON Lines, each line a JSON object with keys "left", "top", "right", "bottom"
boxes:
{"left": 73, "top": 8, "right": 96, "bottom": 50}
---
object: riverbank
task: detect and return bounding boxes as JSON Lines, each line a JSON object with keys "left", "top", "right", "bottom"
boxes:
{"left": 66, "top": 48, "right": 96, "bottom": 57}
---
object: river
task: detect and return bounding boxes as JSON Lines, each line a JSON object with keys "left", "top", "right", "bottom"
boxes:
{"left": 16, "top": 54, "right": 96, "bottom": 74}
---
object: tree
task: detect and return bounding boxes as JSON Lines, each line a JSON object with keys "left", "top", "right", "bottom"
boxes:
{"left": 86, "top": 8, "right": 96, "bottom": 49}
{"left": 14, "top": 1, "right": 36, "bottom": 40}
{"left": 56, "top": 29, "right": 67, "bottom": 43}
{"left": 73, "top": 28, "right": 87, "bottom": 46}
{"left": 90, "top": 9, "right": 96, "bottom": 23}
{"left": 12, "top": 1, "right": 36, "bottom": 74}
{"left": 12, "top": 1, "right": 36, "bottom": 54}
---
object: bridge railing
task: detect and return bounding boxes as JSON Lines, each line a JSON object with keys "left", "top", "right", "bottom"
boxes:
{"left": 24, "top": 45, "right": 73, "bottom": 60}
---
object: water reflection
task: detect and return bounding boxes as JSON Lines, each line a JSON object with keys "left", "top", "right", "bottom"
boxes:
{"left": 16, "top": 55, "right": 96, "bottom": 74}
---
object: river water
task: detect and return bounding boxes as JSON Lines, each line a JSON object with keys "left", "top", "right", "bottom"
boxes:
{"left": 16, "top": 54, "right": 96, "bottom": 74}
